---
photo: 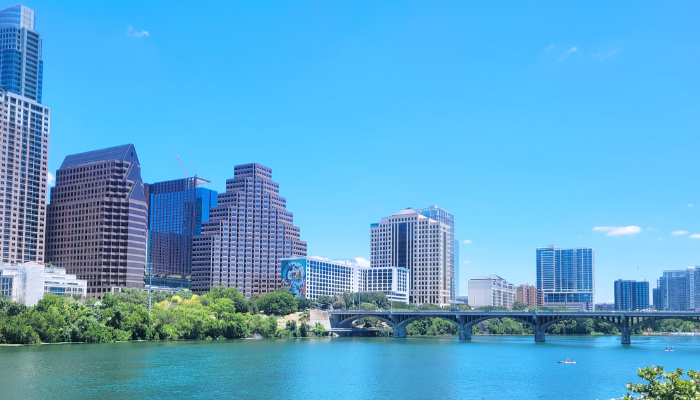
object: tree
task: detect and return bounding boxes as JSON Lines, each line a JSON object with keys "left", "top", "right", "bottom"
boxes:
{"left": 316, "top": 295, "right": 332, "bottom": 310}
{"left": 313, "top": 322, "right": 327, "bottom": 336}
{"left": 296, "top": 297, "right": 315, "bottom": 311}
{"left": 511, "top": 301, "right": 528, "bottom": 311}
{"left": 623, "top": 366, "right": 700, "bottom": 399}
{"left": 255, "top": 290, "right": 298, "bottom": 316}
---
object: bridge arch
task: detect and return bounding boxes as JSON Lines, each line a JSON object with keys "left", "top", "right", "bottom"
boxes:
{"left": 395, "top": 315, "right": 461, "bottom": 330}
{"left": 336, "top": 313, "right": 394, "bottom": 329}
{"left": 538, "top": 315, "right": 623, "bottom": 332}
{"left": 462, "top": 315, "right": 537, "bottom": 331}
{"left": 628, "top": 315, "right": 700, "bottom": 332}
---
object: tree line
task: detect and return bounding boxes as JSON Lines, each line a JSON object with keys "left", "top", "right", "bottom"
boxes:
{"left": 0, "top": 287, "right": 326, "bottom": 345}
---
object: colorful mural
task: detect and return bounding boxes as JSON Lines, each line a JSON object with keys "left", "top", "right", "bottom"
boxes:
{"left": 281, "top": 259, "right": 306, "bottom": 297}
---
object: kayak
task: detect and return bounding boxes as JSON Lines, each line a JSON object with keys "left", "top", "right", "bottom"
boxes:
{"left": 558, "top": 361, "right": 578, "bottom": 364}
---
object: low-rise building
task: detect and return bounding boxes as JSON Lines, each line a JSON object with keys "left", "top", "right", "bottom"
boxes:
{"left": 516, "top": 284, "right": 544, "bottom": 307}
{"left": 44, "top": 266, "right": 88, "bottom": 298}
{"left": 0, "top": 262, "right": 45, "bottom": 306}
{"left": 468, "top": 274, "right": 516, "bottom": 309}
{"left": 281, "top": 256, "right": 410, "bottom": 303}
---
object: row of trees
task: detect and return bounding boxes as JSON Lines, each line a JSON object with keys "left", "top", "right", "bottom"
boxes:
{"left": 0, "top": 287, "right": 327, "bottom": 345}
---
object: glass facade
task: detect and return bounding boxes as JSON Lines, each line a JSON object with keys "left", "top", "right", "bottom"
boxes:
{"left": 0, "top": 5, "right": 43, "bottom": 103}
{"left": 657, "top": 267, "right": 699, "bottom": 310}
{"left": 536, "top": 245, "right": 595, "bottom": 311}
{"left": 147, "top": 177, "right": 217, "bottom": 287}
{"left": 613, "top": 279, "right": 649, "bottom": 310}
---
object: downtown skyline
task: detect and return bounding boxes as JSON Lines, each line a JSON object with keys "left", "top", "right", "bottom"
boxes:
{"left": 26, "top": 0, "right": 700, "bottom": 302}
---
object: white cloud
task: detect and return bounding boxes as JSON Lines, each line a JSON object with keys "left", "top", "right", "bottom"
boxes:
{"left": 672, "top": 230, "right": 689, "bottom": 236}
{"left": 647, "top": 227, "right": 658, "bottom": 231}
{"left": 592, "top": 226, "right": 642, "bottom": 236}
{"left": 558, "top": 46, "right": 578, "bottom": 61}
{"left": 592, "top": 48, "right": 619, "bottom": 61}
{"left": 653, "top": 238, "right": 662, "bottom": 241}
{"left": 547, "top": 44, "right": 554, "bottom": 51}
{"left": 354, "top": 257, "right": 370, "bottom": 267}
{"left": 463, "top": 261, "right": 471, "bottom": 265}
{"left": 463, "top": 239, "right": 472, "bottom": 244}
{"left": 688, "top": 204, "right": 693, "bottom": 207}
{"left": 127, "top": 25, "right": 149, "bottom": 38}
{"left": 47, "top": 171, "right": 55, "bottom": 186}
{"left": 690, "top": 234, "right": 700, "bottom": 239}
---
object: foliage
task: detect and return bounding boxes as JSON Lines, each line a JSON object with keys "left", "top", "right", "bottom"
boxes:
{"left": 255, "top": 288, "right": 298, "bottom": 316}
{"left": 316, "top": 295, "right": 332, "bottom": 310}
{"left": 341, "top": 291, "right": 389, "bottom": 309}
{"left": 406, "top": 318, "right": 459, "bottom": 335}
{"left": 313, "top": 322, "right": 327, "bottom": 336}
{"left": 623, "top": 365, "right": 700, "bottom": 399}
{"left": 295, "top": 297, "right": 315, "bottom": 311}
{"left": 511, "top": 301, "right": 528, "bottom": 311}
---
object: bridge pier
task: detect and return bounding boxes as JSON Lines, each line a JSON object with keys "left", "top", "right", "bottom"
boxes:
{"left": 459, "top": 325, "right": 471, "bottom": 340}
{"left": 393, "top": 325, "right": 406, "bottom": 339}
{"left": 534, "top": 327, "right": 546, "bottom": 343}
{"left": 621, "top": 328, "right": 631, "bottom": 345}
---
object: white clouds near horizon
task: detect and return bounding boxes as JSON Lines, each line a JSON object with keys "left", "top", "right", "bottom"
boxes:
{"left": 672, "top": 230, "right": 689, "bottom": 235}
{"left": 592, "top": 48, "right": 619, "bottom": 61}
{"left": 127, "top": 25, "right": 149, "bottom": 38}
{"left": 463, "top": 239, "right": 472, "bottom": 244}
{"left": 592, "top": 226, "right": 642, "bottom": 236}
{"left": 690, "top": 234, "right": 700, "bottom": 239}
{"left": 558, "top": 47, "right": 577, "bottom": 61}
{"left": 354, "top": 257, "right": 370, "bottom": 267}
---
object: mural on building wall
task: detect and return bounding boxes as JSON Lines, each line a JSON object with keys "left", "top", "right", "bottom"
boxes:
{"left": 281, "top": 259, "right": 306, "bottom": 297}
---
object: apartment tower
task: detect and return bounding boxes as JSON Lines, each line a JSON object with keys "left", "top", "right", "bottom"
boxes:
{"left": 46, "top": 144, "right": 148, "bottom": 296}
{"left": 370, "top": 208, "right": 452, "bottom": 306}
{"left": 0, "top": 4, "right": 43, "bottom": 103}
{"left": 536, "top": 245, "right": 595, "bottom": 311}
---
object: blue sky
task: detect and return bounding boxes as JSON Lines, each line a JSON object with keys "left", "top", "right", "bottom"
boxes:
{"left": 35, "top": 1, "right": 699, "bottom": 302}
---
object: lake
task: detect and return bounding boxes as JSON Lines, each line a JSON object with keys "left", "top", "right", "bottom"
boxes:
{"left": 1, "top": 335, "right": 698, "bottom": 399}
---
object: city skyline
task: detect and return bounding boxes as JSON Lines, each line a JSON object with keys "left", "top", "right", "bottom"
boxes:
{"left": 22, "top": 1, "right": 700, "bottom": 302}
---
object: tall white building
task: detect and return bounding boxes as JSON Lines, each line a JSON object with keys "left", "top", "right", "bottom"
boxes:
{"left": 468, "top": 274, "right": 517, "bottom": 309}
{"left": 0, "top": 88, "right": 50, "bottom": 264}
{"left": 191, "top": 164, "right": 306, "bottom": 297}
{"left": 371, "top": 208, "right": 452, "bottom": 306}
{"left": 0, "top": 262, "right": 44, "bottom": 305}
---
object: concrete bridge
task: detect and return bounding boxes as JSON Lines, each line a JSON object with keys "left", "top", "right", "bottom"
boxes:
{"left": 328, "top": 310, "right": 700, "bottom": 344}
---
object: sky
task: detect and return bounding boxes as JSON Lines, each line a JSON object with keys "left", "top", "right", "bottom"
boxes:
{"left": 32, "top": 1, "right": 699, "bottom": 302}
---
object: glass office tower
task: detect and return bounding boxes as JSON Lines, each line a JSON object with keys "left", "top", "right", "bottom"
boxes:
{"left": 536, "top": 245, "right": 595, "bottom": 311}
{"left": 657, "top": 266, "right": 699, "bottom": 311}
{"left": 613, "top": 279, "right": 649, "bottom": 310}
{"left": 147, "top": 177, "right": 217, "bottom": 288}
{"left": 0, "top": 5, "right": 43, "bottom": 103}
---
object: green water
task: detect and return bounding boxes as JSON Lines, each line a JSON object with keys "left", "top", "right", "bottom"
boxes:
{"left": 1, "top": 335, "right": 699, "bottom": 399}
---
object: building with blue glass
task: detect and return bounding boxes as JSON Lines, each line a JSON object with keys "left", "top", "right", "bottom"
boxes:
{"left": 0, "top": 5, "right": 43, "bottom": 103}
{"left": 613, "top": 279, "right": 649, "bottom": 310}
{"left": 657, "top": 266, "right": 699, "bottom": 311}
{"left": 147, "top": 177, "right": 217, "bottom": 287}
{"left": 536, "top": 245, "right": 595, "bottom": 311}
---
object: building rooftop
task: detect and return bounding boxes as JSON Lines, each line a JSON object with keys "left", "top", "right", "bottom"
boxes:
{"left": 60, "top": 144, "right": 136, "bottom": 168}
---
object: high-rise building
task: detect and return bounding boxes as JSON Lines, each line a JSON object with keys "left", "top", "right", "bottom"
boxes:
{"left": 370, "top": 208, "right": 452, "bottom": 306}
{"left": 0, "top": 5, "right": 43, "bottom": 103}
{"left": 46, "top": 144, "right": 148, "bottom": 297}
{"left": 416, "top": 206, "right": 456, "bottom": 301}
{"left": 652, "top": 287, "right": 660, "bottom": 310}
{"left": 191, "top": 163, "right": 307, "bottom": 297}
{"left": 147, "top": 177, "right": 217, "bottom": 288}
{"left": 657, "top": 267, "right": 699, "bottom": 311}
{"left": 0, "top": 88, "right": 50, "bottom": 264}
{"left": 468, "top": 274, "right": 516, "bottom": 309}
{"left": 613, "top": 279, "right": 649, "bottom": 311}
{"left": 517, "top": 284, "right": 544, "bottom": 307}
{"left": 536, "top": 245, "right": 595, "bottom": 311}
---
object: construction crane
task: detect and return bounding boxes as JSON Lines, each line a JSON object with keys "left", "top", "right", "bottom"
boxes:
{"left": 174, "top": 154, "right": 189, "bottom": 177}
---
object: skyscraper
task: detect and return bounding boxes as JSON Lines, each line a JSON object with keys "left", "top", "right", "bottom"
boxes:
{"left": 46, "top": 144, "right": 148, "bottom": 297}
{"left": 0, "top": 5, "right": 43, "bottom": 103}
{"left": 370, "top": 208, "right": 452, "bottom": 306}
{"left": 536, "top": 245, "right": 595, "bottom": 311}
{"left": 147, "top": 177, "right": 217, "bottom": 288}
{"left": 416, "top": 206, "right": 456, "bottom": 301}
{"left": 657, "top": 267, "right": 699, "bottom": 311}
{"left": 0, "top": 88, "right": 50, "bottom": 264}
{"left": 613, "top": 279, "right": 649, "bottom": 311}
{"left": 191, "top": 163, "right": 306, "bottom": 296}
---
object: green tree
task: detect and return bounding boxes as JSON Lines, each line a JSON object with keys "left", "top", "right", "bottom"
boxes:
{"left": 296, "top": 297, "right": 315, "bottom": 311}
{"left": 313, "top": 322, "right": 327, "bottom": 336}
{"left": 623, "top": 366, "right": 700, "bottom": 399}
{"left": 511, "top": 301, "right": 528, "bottom": 311}
{"left": 255, "top": 290, "right": 298, "bottom": 316}
{"left": 316, "top": 295, "right": 332, "bottom": 310}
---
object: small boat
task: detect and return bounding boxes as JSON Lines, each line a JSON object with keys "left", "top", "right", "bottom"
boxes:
{"left": 558, "top": 359, "right": 577, "bottom": 364}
